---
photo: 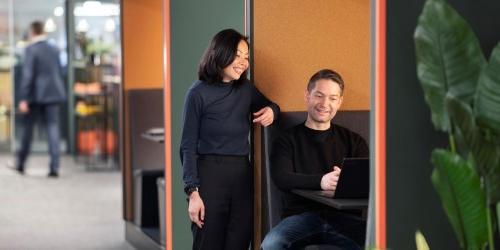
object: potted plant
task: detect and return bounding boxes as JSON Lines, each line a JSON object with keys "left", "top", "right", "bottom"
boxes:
{"left": 414, "top": 0, "right": 500, "bottom": 248}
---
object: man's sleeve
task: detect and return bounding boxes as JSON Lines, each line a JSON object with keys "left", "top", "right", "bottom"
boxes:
{"left": 270, "top": 135, "right": 323, "bottom": 191}
{"left": 353, "top": 133, "right": 369, "bottom": 158}
{"left": 19, "top": 46, "right": 35, "bottom": 101}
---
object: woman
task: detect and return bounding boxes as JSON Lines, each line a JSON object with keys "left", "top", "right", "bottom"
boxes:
{"left": 180, "top": 29, "right": 280, "bottom": 250}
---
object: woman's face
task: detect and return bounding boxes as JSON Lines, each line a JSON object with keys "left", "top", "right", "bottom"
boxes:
{"left": 222, "top": 40, "right": 249, "bottom": 82}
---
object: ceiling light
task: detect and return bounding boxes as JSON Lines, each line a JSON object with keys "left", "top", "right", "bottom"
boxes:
{"left": 83, "top": 1, "right": 102, "bottom": 8}
{"left": 74, "top": 4, "right": 119, "bottom": 17}
{"left": 44, "top": 18, "right": 57, "bottom": 33}
{"left": 76, "top": 19, "right": 89, "bottom": 32}
{"left": 54, "top": 6, "right": 64, "bottom": 17}
{"left": 105, "top": 18, "right": 116, "bottom": 32}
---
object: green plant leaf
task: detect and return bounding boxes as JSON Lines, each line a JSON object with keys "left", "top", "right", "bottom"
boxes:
{"left": 445, "top": 95, "right": 475, "bottom": 156}
{"left": 446, "top": 96, "right": 500, "bottom": 204}
{"left": 475, "top": 43, "right": 500, "bottom": 136}
{"left": 414, "top": 0, "right": 486, "bottom": 132}
{"left": 431, "top": 149, "right": 488, "bottom": 249}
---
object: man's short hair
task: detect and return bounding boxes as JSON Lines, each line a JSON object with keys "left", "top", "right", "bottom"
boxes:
{"left": 307, "top": 69, "right": 344, "bottom": 96}
{"left": 30, "top": 21, "right": 44, "bottom": 36}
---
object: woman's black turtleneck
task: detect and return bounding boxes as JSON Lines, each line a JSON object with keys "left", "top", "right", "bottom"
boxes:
{"left": 180, "top": 79, "right": 280, "bottom": 188}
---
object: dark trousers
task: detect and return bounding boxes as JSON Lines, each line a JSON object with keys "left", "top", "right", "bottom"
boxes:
{"left": 261, "top": 211, "right": 366, "bottom": 250}
{"left": 17, "top": 104, "right": 61, "bottom": 172}
{"left": 192, "top": 155, "right": 253, "bottom": 250}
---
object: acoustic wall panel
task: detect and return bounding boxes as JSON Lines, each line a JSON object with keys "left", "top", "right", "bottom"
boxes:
{"left": 253, "top": 0, "right": 370, "bottom": 111}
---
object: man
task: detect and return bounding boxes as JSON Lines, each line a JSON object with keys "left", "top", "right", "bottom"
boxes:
{"left": 15, "top": 21, "right": 66, "bottom": 177}
{"left": 261, "top": 69, "right": 368, "bottom": 249}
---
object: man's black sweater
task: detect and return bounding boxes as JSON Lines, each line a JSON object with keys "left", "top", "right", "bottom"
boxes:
{"left": 271, "top": 123, "right": 369, "bottom": 217}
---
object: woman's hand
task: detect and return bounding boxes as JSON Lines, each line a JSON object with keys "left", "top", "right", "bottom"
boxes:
{"left": 253, "top": 106, "right": 274, "bottom": 127}
{"left": 188, "top": 191, "right": 205, "bottom": 228}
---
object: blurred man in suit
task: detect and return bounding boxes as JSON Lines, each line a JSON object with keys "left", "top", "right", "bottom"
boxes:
{"left": 15, "top": 21, "right": 66, "bottom": 177}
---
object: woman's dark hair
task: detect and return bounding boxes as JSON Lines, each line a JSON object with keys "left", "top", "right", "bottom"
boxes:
{"left": 198, "top": 29, "right": 249, "bottom": 85}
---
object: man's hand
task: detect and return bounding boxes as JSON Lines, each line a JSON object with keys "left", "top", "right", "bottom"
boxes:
{"left": 188, "top": 191, "right": 205, "bottom": 228}
{"left": 320, "top": 166, "right": 341, "bottom": 191}
{"left": 253, "top": 107, "right": 274, "bottom": 127}
{"left": 18, "top": 101, "right": 29, "bottom": 114}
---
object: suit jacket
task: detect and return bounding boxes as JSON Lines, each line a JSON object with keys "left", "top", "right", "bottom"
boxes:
{"left": 20, "top": 39, "right": 66, "bottom": 104}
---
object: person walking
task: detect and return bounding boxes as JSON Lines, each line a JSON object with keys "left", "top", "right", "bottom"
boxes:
{"left": 14, "top": 21, "right": 66, "bottom": 177}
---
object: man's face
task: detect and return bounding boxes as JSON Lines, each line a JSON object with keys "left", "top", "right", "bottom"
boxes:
{"left": 305, "top": 79, "right": 343, "bottom": 124}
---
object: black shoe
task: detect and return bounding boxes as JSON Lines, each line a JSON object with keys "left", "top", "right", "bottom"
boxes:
{"left": 48, "top": 171, "right": 59, "bottom": 178}
{"left": 14, "top": 167, "right": 24, "bottom": 175}
{"left": 6, "top": 162, "right": 24, "bottom": 175}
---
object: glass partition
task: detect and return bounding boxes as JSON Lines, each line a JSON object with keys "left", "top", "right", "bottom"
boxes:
{"left": 67, "top": 0, "right": 121, "bottom": 167}
{"left": 0, "top": 0, "right": 67, "bottom": 152}
{"left": 0, "top": 0, "right": 121, "bottom": 169}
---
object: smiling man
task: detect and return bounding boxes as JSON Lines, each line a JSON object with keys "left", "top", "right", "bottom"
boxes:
{"left": 261, "top": 69, "right": 368, "bottom": 250}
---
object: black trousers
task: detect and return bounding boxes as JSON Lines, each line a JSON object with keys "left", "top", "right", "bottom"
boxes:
{"left": 192, "top": 155, "right": 253, "bottom": 250}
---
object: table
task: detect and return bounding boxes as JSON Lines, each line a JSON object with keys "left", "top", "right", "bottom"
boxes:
{"left": 141, "top": 127, "right": 165, "bottom": 143}
{"left": 141, "top": 133, "right": 164, "bottom": 143}
{"left": 291, "top": 189, "right": 368, "bottom": 211}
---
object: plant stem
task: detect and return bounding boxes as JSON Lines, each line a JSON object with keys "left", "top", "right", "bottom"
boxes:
{"left": 449, "top": 134, "right": 456, "bottom": 154}
{"left": 497, "top": 202, "right": 500, "bottom": 238}
{"left": 487, "top": 206, "right": 495, "bottom": 250}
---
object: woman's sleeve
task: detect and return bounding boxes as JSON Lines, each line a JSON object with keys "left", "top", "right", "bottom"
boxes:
{"left": 250, "top": 83, "right": 280, "bottom": 120}
{"left": 180, "top": 88, "right": 203, "bottom": 188}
